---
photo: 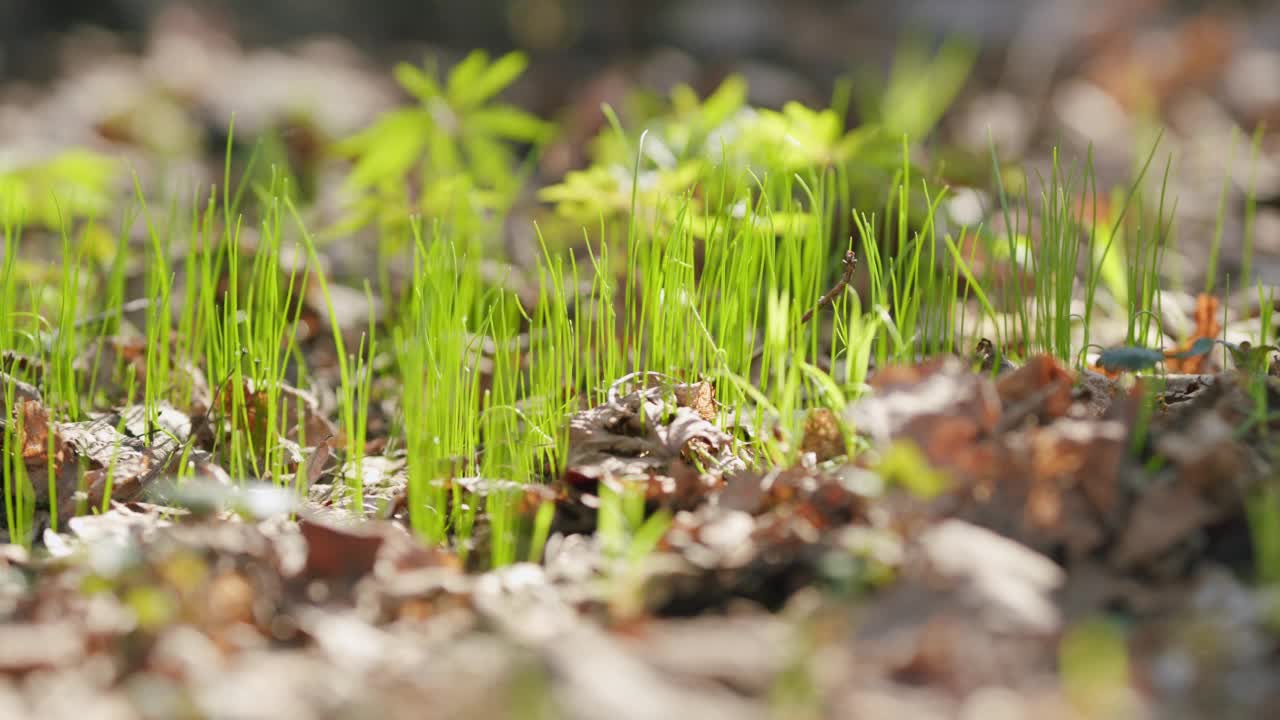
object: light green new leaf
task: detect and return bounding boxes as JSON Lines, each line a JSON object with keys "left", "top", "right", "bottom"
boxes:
{"left": 394, "top": 62, "right": 442, "bottom": 102}
{"left": 455, "top": 51, "right": 528, "bottom": 109}
{"left": 469, "top": 106, "right": 555, "bottom": 143}
{"left": 341, "top": 109, "right": 429, "bottom": 189}
{"left": 697, "top": 75, "right": 747, "bottom": 130}
{"left": 445, "top": 50, "right": 489, "bottom": 103}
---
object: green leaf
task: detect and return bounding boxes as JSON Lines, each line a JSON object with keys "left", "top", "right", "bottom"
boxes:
{"left": 878, "top": 36, "right": 977, "bottom": 138}
{"left": 1220, "top": 340, "right": 1279, "bottom": 371}
{"left": 0, "top": 149, "right": 119, "bottom": 227}
{"left": 698, "top": 75, "right": 747, "bottom": 130}
{"left": 426, "top": 123, "right": 462, "bottom": 175}
{"left": 454, "top": 51, "right": 528, "bottom": 109}
{"left": 468, "top": 106, "right": 555, "bottom": 143}
{"left": 538, "top": 166, "right": 626, "bottom": 220}
{"left": 445, "top": 50, "right": 489, "bottom": 104}
{"left": 394, "top": 62, "right": 441, "bottom": 102}
{"left": 461, "top": 133, "right": 514, "bottom": 192}
{"left": 876, "top": 441, "right": 948, "bottom": 498}
{"left": 627, "top": 509, "right": 672, "bottom": 564}
{"left": 342, "top": 109, "right": 429, "bottom": 189}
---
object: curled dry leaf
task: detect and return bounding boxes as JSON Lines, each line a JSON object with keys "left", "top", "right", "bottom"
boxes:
{"left": 565, "top": 381, "right": 743, "bottom": 489}
{"left": 64, "top": 501, "right": 176, "bottom": 547}
{"left": 1156, "top": 406, "right": 1252, "bottom": 492}
{"left": 1074, "top": 368, "right": 1122, "bottom": 418}
{"left": 297, "top": 517, "right": 387, "bottom": 582}
{"left": 996, "top": 355, "right": 1075, "bottom": 425}
{"left": 0, "top": 621, "right": 86, "bottom": 674}
{"left": 673, "top": 381, "right": 718, "bottom": 422}
{"left": 800, "top": 407, "right": 846, "bottom": 462}
{"left": 58, "top": 415, "right": 164, "bottom": 509}
{"left": 1109, "top": 482, "right": 1224, "bottom": 572}
{"left": 1032, "top": 417, "right": 1126, "bottom": 519}
{"left": 11, "top": 401, "right": 81, "bottom": 513}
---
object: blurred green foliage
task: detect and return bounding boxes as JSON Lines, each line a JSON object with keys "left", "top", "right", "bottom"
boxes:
{"left": 0, "top": 149, "right": 119, "bottom": 229}
{"left": 334, "top": 49, "right": 555, "bottom": 234}
{"left": 537, "top": 60, "right": 964, "bottom": 236}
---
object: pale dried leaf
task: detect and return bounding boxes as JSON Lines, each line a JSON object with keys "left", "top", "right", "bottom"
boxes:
{"left": 1110, "top": 483, "right": 1223, "bottom": 571}
{"left": 919, "top": 519, "right": 1065, "bottom": 635}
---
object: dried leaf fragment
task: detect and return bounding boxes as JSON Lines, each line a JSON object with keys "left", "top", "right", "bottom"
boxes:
{"left": 1165, "top": 294, "right": 1221, "bottom": 374}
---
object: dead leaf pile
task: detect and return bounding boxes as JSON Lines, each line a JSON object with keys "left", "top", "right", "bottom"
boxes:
{"left": 564, "top": 379, "right": 746, "bottom": 504}
{"left": 843, "top": 352, "right": 1273, "bottom": 601}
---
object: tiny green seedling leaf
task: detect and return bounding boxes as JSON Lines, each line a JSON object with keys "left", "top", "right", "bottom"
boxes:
{"left": 876, "top": 441, "right": 948, "bottom": 499}
{"left": 1220, "top": 340, "right": 1280, "bottom": 371}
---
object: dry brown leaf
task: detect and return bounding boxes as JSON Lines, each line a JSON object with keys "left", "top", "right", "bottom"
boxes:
{"left": 298, "top": 517, "right": 387, "bottom": 581}
{"left": 1034, "top": 418, "right": 1126, "bottom": 517}
{"left": 220, "top": 379, "right": 336, "bottom": 454}
{"left": 74, "top": 336, "right": 212, "bottom": 414}
{"left": 848, "top": 356, "right": 1001, "bottom": 448}
{"left": 14, "top": 401, "right": 82, "bottom": 513}
{"left": 1166, "top": 294, "right": 1221, "bottom": 374}
{"left": 673, "top": 381, "right": 718, "bottom": 423}
{"left": 996, "top": 355, "right": 1075, "bottom": 423}
{"left": 800, "top": 407, "right": 846, "bottom": 462}
{"left": 565, "top": 382, "right": 743, "bottom": 488}
{"left": 1110, "top": 482, "right": 1224, "bottom": 571}
{"left": 58, "top": 416, "right": 162, "bottom": 509}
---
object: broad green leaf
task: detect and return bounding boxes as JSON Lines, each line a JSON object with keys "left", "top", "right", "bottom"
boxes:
{"left": 445, "top": 50, "right": 489, "bottom": 104}
{"left": 1092, "top": 221, "right": 1129, "bottom": 309}
{"left": 468, "top": 106, "right": 555, "bottom": 143}
{"left": 0, "top": 149, "right": 118, "bottom": 227}
{"left": 671, "top": 83, "right": 700, "bottom": 116}
{"left": 426, "top": 121, "right": 462, "bottom": 175}
{"left": 538, "top": 166, "right": 626, "bottom": 219}
{"left": 698, "top": 75, "right": 747, "bottom": 130}
{"left": 461, "top": 133, "right": 514, "bottom": 192}
{"left": 833, "top": 124, "right": 891, "bottom": 163}
{"left": 879, "top": 36, "right": 976, "bottom": 138}
{"left": 876, "top": 440, "right": 948, "bottom": 498}
{"left": 1220, "top": 340, "right": 1279, "bottom": 370}
{"left": 454, "top": 51, "right": 528, "bottom": 109}
{"left": 627, "top": 509, "right": 672, "bottom": 564}
{"left": 394, "top": 62, "right": 441, "bottom": 102}
{"left": 342, "top": 109, "right": 429, "bottom": 189}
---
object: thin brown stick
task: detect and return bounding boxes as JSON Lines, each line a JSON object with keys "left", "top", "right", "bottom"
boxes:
{"left": 800, "top": 250, "right": 857, "bottom": 325}
{"left": 750, "top": 250, "right": 858, "bottom": 363}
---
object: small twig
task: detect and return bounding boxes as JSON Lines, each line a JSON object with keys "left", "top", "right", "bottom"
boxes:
{"left": 749, "top": 250, "right": 858, "bottom": 363}
{"left": 800, "top": 250, "right": 858, "bottom": 325}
